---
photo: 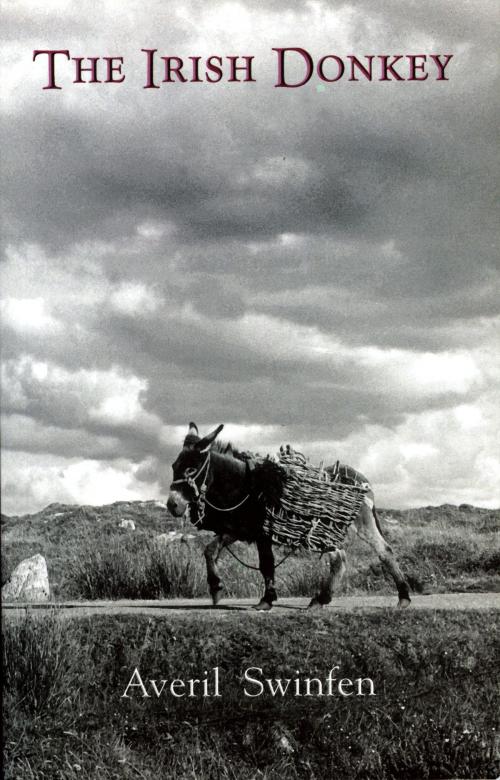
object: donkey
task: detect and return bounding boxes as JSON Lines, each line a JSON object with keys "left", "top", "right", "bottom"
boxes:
{"left": 167, "top": 422, "right": 411, "bottom": 611}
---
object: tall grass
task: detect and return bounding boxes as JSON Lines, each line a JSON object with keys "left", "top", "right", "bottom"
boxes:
{"left": 3, "top": 506, "right": 498, "bottom": 602}
{"left": 3, "top": 610, "right": 499, "bottom": 779}
{"left": 63, "top": 521, "right": 500, "bottom": 601}
{"left": 67, "top": 537, "right": 206, "bottom": 599}
{"left": 2, "top": 610, "right": 80, "bottom": 716}
{"left": 3, "top": 502, "right": 498, "bottom": 601}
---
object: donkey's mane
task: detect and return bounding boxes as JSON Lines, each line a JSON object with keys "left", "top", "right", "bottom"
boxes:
{"left": 212, "top": 440, "right": 248, "bottom": 460}
{"left": 212, "top": 440, "right": 285, "bottom": 510}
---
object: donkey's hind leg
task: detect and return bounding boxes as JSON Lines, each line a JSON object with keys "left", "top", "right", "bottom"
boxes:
{"left": 308, "top": 549, "right": 347, "bottom": 608}
{"left": 355, "top": 499, "right": 411, "bottom": 607}
{"left": 254, "top": 537, "right": 277, "bottom": 611}
{"left": 204, "top": 534, "right": 234, "bottom": 606}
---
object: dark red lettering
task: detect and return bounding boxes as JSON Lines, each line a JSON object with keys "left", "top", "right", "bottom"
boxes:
{"left": 32, "top": 49, "right": 70, "bottom": 90}
{"left": 105, "top": 57, "right": 125, "bottom": 83}
{"left": 162, "top": 56, "right": 187, "bottom": 83}
{"left": 273, "top": 47, "right": 313, "bottom": 88}
{"left": 227, "top": 56, "right": 255, "bottom": 82}
{"left": 206, "top": 56, "right": 223, "bottom": 83}
{"left": 408, "top": 55, "right": 428, "bottom": 81}
{"left": 142, "top": 48, "right": 159, "bottom": 89}
{"left": 317, "top": 55, "right": 344, "bottom": 82}
{"left": 72, "top": 57, "right": 101, "bottom": 84}
{"left": 430, "top": 54, "right": 453, "bottom": 80}
{"left": 380, "top": 55, "right": 404, "bottom": 81}
{"left": 189, "top": 56, "right": 202, "bottom": 82}
{"left": 348, "top": 56, "right": 374, "bottom": 81}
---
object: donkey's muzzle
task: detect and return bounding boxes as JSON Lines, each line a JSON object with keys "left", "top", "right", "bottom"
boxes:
{"left": 167, "top": 491, "right": 188, "bottom": 517}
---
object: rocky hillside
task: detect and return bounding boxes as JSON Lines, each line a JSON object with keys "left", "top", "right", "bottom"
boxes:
{"left": 1, "top": 500, "right": 178, "bottom": 591}
{"left": 2, "top": 500, "right": 176, "bottom": 541}
{"left": 2, "top": 499, "right": 498, "bottom": 538}
{"left": 2, "top": 500, "right": 498, "bottom": 597}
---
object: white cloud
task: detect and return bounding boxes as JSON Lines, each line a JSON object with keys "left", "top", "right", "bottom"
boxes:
{"left": 1, "top": 451, "right": 161, "bottom": 515}
{"left": 252, "top": 156, "right": 311, "bottom": 186}
{"left": 3, "top": 391, "right": 498, "bottom": 514}
{"left": 136, "top": 221, "right": 174, "bottom": 240}
{"left": 1, "top": 245, "right": 111, "bottom": 317}
{"left": 297, "top": 392, "right": 500, "bottom": 508}
{"left": 2, "top": 356, "right": 167, "bottom": 436}
{"left": 1, "top": 297, "right": 61, "bottom": 334}
{"left": 1, "top": 0, "right": 498, "bottom": 515}
{"left": 179, "top": 308, "right": 487, "bottom": 400}
{"left": 109, "top": 281, "right": 163, "bottom": 316}
{"left": 358, "top": 347, "right": 482, "bottom": 397}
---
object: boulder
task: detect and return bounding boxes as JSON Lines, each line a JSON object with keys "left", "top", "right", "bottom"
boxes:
{"left": 2, "top": 554, "right": 50, "bottom": 602}
{"left": 119, "top": 518, "right": 135, "bottom": 530}
{"left": 156, "top": 531, "right": 196, "bottom": 545}
{"left": 156, "top": 531, "right": 183, "bottom": 544}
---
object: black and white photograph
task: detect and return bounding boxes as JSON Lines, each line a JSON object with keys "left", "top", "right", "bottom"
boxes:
{"left": 1, "top": 1, "right": 499, "bottom": 777}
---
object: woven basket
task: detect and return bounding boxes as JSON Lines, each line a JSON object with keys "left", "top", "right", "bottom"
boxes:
{"left": 263, "top": 446, "right": 368, "bottom": 552}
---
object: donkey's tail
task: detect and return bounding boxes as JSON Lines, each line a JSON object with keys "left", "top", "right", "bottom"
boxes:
{"left": 372, "top": 505, "right": 386, "bottom": 540}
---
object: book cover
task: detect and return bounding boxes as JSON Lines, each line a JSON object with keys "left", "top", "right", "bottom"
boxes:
{"left": 2, "top": 1, "right": 498, "bottom": 778}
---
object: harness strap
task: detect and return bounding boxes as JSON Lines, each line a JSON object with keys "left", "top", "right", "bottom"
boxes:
{"left": 225, "top": 519, "right": 321, "bottom": 571}
{"left": 225, "top": 542, "right": 304, "bottom": 571}
{"left": 173, "top": 451, "right": 251, "bottom": 526}
{"left": 204, "top": 493, "right": 250, "bottom": 512}
{"left": 170, "top": 452, "right": 210, "bottom": 495}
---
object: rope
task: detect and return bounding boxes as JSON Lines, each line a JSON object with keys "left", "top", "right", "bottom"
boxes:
{"left": 190, "top": 489, "right": 250, "bottom": 529}
{"left": 172, "top": 451, "right": 250, "bottom": 520}
{"left": 170, "top": 452, "right": 210, "bottom": 495}
{"left": 225, "top": 526, "right": 315, "bottom": 572}
{"left": 224, "top": 545, "right": 261, "bottom": 571}
{"left": 205, "top": 493, "right": 250, "bottom": 512}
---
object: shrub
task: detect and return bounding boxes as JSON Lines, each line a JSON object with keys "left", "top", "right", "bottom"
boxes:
{"left": 67, "top": 538, "right": 206, "bottom": 600}
{"left": 3, "top": 611, "right": 499, "bottom": 779}
{"left": 280, "top": 552, "right": 325, "bottom": 596}
{"left": 2, "top": 611, "right": 81, "bottom": 715}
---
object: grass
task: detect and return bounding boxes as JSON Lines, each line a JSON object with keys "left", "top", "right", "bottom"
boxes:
{"left": 2, "top": 502, "right": 499, "bottom": 601}
{"left": 3, "top": 608, "right": 499, "bottom": 778}
{"left": 2, "top": 610, "right": 78, "bottom": 715}
{"left": 67, "top": 536, "right": 208, "bottom": 600}
{"left": 64, "top": 518, "right": 500, "bottom": 601}
{"left": 1, "top": 500, "right": 170, "bottom": 595}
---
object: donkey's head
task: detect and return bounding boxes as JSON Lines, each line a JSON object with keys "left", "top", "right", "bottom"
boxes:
{"left": 166, "top": 422, "right": 224, "bottom": 517}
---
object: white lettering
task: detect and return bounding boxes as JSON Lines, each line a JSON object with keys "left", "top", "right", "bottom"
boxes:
{"left": 121, "top": 667, "right": 150, "bottom": 698}
{"left": 243, "top": 667, "right": 264, "bottom": 697}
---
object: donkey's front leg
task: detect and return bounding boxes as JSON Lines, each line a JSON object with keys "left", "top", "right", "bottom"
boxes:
{"left": 254, "top": 537, "right": 277, "bottom": 611}
{"left": 204, "top": 534, "right": 234, "bottom": 606}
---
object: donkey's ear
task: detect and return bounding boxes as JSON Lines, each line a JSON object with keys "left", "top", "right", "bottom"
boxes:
{"left": 196, "top": 424, "right": 224, "bottom": 452}
{"left": 187, "top": 422, "right": 199, "bottom": 436}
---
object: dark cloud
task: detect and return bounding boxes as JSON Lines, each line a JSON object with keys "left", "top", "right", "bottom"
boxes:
{"left": 1, "top": 1, "right": 499, "bottom": 511}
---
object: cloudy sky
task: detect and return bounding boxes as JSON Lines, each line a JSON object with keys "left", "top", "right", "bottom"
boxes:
{"left": 1, "top": 0, "right": 499, "bottom": 514}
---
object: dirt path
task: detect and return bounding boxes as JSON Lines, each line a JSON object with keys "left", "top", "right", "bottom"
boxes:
{"left": 2, "top": 592, "right": 500, "bottom": 620}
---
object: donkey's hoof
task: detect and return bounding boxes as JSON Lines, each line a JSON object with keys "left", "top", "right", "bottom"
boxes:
{"left": 308, "top": 597, "right": 324, "bottom": 609}
{"left": 398, "top": 598, "right": 411, "bottom": 609}
{"left": 211, "top": 590, "right": 224, "bottom": 606}
{"left": 253, "top": 599, "right": 272, "bottom": 611}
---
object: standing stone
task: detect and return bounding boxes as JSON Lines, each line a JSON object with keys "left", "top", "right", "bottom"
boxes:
{"left": 156, "top": 531, "right": 182, "bottom": 544}
{"left": 119, "top": 518, "right": 135, "bottom": 530}
{"left": 2, "top": 554, "right": 50, "bottom": 602}
{"left": 156, "top": 531, "right": 196, "bottom": 545}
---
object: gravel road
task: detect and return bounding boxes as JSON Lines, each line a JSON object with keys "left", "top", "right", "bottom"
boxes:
{"left": 3, "top": 592, "right": 500, "bottom": 620}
